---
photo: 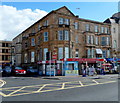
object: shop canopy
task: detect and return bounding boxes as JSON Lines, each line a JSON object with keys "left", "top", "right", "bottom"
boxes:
{"left": 96, "top": 49, "right": 103, "bottom": 54}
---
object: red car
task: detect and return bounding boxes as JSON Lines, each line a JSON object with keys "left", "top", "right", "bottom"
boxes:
{"left": 12, "top": 67, "right": 26, "bottom": 75}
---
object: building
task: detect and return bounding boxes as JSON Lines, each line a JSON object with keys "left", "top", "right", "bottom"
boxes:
{"left": 13, "top": 6, "right": 112, "bottom": 75}
{"left": 0, "top": 40, "right": 12, "bottom": 68}
{"left": 104, "top": 12, "right": 120, "bottom": 58}
{"left": 12, "top": 33, "right": 22, "bottom": 66}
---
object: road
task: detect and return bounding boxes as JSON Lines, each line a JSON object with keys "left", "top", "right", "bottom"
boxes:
{"left": 0, "top": 74, "right": 119, "bottom": 102}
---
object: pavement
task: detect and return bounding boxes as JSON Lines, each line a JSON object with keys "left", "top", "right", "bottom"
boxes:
{"left": 0, "top": 74, "right": 119, "bottom": 102}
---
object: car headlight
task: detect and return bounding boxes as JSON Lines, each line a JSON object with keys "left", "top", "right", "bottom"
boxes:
{"left": 16, "top": 71, "right": 18, "bottom": 72}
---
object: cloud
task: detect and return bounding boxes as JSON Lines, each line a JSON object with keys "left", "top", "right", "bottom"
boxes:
{"left": 0, "top": 5, "right": 48, "bottom": 41}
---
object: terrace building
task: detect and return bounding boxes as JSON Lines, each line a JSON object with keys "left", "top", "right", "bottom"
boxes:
{"left": 13, "top": 6, "right": 112, "bottom": 75}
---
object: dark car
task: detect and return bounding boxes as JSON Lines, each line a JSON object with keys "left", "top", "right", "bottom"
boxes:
{"left": 3, "top": 66, "right": 12, "bottom": 77}
{"left": 12, "top": 67, "right": 26, "bottom": 76}
{"left": 0, "top": 67, "right": 3, "bottom": 76}
{"left": 26, "top": 66, "right": 38, "bottom": 76}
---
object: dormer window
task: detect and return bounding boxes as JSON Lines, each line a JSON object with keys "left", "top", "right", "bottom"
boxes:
{"left": 59, "top": 18, "right": 64, "bottom": 24}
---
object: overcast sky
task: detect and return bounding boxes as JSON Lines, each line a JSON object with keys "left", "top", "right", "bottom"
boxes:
{"left": 0, "top": 2, "right": 118, "bottom": 41}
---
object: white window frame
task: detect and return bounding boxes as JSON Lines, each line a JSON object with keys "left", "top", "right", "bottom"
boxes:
{"left": 44, "top": 48, "right": 48, "bottom": 60}
{"left": 59, "top": 18, "right": 64, "bottom": 24}
{"left": 31, "top": 51, "right": 35, "bottom": 62}
{"left": 58, "top": 31, "right": 63, "bottom": 40}
{"left": 64, "top": 30, "right": 69, "bottom": 40}
{"left": 58, "top": 47, "right": 63, "bottom": 60}
{"left": 65, "top": 47, "right": 69, "bottom": 59}
{"left": 44, "top": 32, "right": 48, "bottom": 42}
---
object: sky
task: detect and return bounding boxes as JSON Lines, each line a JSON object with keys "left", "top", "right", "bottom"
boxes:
{"left": 0, "top": 2, "right": 119, "bottom": 41}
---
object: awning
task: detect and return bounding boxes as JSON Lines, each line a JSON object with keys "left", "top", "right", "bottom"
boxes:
{"left": 96, "top": 49, "right": 102, "bottom": 54}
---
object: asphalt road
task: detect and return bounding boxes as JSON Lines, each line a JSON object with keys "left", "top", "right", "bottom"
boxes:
{"left": 0, "top": 74, "right": 119, "bottom": 102}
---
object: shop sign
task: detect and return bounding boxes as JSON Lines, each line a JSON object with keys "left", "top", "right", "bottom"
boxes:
{"left": 65, "top": 70, "right": 78, "bottom": 76}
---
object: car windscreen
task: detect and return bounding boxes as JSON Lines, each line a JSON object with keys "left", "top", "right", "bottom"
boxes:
{"left": 5, "top": 67, "right": 11, "bottom": 70}
{"left": 15, "top": 67, "right": 22, "bottom": 70}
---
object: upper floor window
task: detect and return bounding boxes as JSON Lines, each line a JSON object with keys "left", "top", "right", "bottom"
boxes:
{"left": 85, "top": 24, "right": 90, "bottom": 31}
{"left": 113, "top": 40, "right": 117, "bottom": 48}
{"left": 44, "top": 48, "right": 48, "bottom": 60}
{"left": 75, "top": 49, "right": 79, "bottom": 58}
{"left": 102, "top": 50, "right": 106, "bottom": 58}
{"left": 59, "top": 18, "right": 64, "bottom": 24}
{"left": 38, "top": 25, "right": 41, "bottom": 31}
{"left": 31, "top": 38, "right": 35, "bottom": 46}
{"left": 94, "top": 25, "right": 98, "bottom": 32}
{"left": 31, "top": 51, "right": 35, "bottom": 62}
{"left": 87, "top": 35, "right": 94, "bottom": 44}
{"left": 74, "top": 22, "right": 78, "bottom": 29}
{"left": 32, "top": 28, "right": 35, "bottom": 33}
{"left": 43, "top": 20, "right": 49, "bottom": 26}
{"left": 101, "top": 27, "right": 104, "bottom": 33}
{"left": 76, "top": 35, "right": 78, "bottom": 43}
{"left": 58, "top": 47, "right": 63, "bottom": 60}
{"left": 64, "top": 30, "right": 69, "bottom": 40}
{"left": 95, "top": 37, "right": 99, "bottom": 45}
{"left": 105, "top": 27, "right": 108, "bottom": 34}
{"left": 58, "top": 31, "right": 63, "bottom": 40}
{"left": 106, "top": 37, "right": 110, "bottom": 45}
{"left": 101, "top": 37, "right": 106, "bottom": 46}
{"left": 64, "top": 19, "right": 69, "bottom": 25}
{"left": 58, "top": 30, "right": 69, "bottom": 41}
{"left": 44, "top": 32, "right": 48, "bottom": 42}
{"left": 58, "top": 18, "right": 70, "bottom": 25}
{"left": 113, "top": 28, "right": 116, "bottom": 33}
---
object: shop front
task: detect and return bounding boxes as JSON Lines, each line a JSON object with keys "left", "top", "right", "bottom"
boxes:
{"left": 37, "top": 60, "right": 63, "bottom": 76}
{"left": 64, "top": 61, "right": 79, "bottom": 76}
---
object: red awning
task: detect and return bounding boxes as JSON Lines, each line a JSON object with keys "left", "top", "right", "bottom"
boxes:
{"left": 67, "top": 58, "right": 98, "bottom": 63}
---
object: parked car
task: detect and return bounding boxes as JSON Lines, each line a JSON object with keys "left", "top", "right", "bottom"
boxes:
{"left": 26, "top": 66, "right": 38, "bottom": 76}
{"left": 12, "top": 67, "right": 26, "bottom": 76}
{"left": 3, "top": 66, "right": 12, "bottom": 76}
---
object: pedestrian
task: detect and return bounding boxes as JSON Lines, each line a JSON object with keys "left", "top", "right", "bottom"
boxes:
{"left": 88, "top": 66, "right": 95, "bottom": 76}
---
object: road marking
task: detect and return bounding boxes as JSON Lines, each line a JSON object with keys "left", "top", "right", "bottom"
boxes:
{"left": 79, "top": 81, "right": 84, "bottom": 86}
{"left": 61, "top": 83, "right": 65, "bottom": 89}
{"left": 7, "top": 87, "right": 26, "bottom": 96}
{"left": 0, "top": 79, "right": 6, "bottom": 87}
{"left": 37, "top": 85, "right": 46, "bottom": 92}
{"left": 92, "top": 80, "right": 99, "bottom": 84}
{"left": 0, "top": 80, "right": 117, "bottom": 97}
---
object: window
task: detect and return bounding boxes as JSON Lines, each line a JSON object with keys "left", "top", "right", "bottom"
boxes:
{"left": 107, "top": 50, "right": 110, "bottom": 58}
{"left": 58, "top": 47, "right": 63, "bottom": 60}
{"left": 58, "top": 31, "right": 63, "bottom": 40}
{"left": 87, "top": 49, "right": 91, "bottom": 58}
{"left": 106, "top": 37, "right": 110, "bottom": 45}
{"left": 44, "top": 20, "right": 48, "bottom": 26}
{"left": 44, "top": 48, "right": 48, "bottom": 60}
{"left": 101, "top": 37, "right": 106, "bottom": 46}
{"left": 59, "top": 18, "right": 64, "bottom": 24}
{"left": 31, "top": 38, "right": 35, "bottom": 46}
{"left": 87, "top": 35, "right": 90, "bottom": 44}
{"left": 102, "top": 50, "right": 106, "bottom": 58}
{"left": 24, "top": 53, "right": 27, "bottom": 63}
{"left": 113, "top": 40, "right": 117, "bottom": 48}
{"left": 95, "top": 37, "right": 98, "bottom": 45}
{"left": 64, "top": 19, "right": 69, "bottom": 25}
{"left": 39, "top": 48, "right": 42, "bottom": 61}
{"left": 76, "top": 35, "right": 78, "bottom": 43}
{"left": 95, "top": 25, "right": 98, "bottom": 32}
{"left": 74, "top": 22, "right": 78, "bottom": 29}
{"left": 91, "top": 49, "right": 94, "bottom": 58}
{"left": 75, "top": 49, "right": 79, "bottom": 58}
{"left": 32, "top": 28, "right": 35, "bottom": 33}
{"left": 113, "top": 28, "right": 116, "bottom": 33}
{"left": 44, "top": 32, "right": 48, "bottom": 42}
{"left": 85, "top": 24, "right": 90, "bottom": 31}
{"left": 64, "top": 30, "right": 69, "bottom": 40}
{"left": 65, "top": 47, "right": 69, "bottom": 58}
{"left": 105, "top": 27, "right": 108, "bottom": 34}
{"left": 91, "top": 36, "right": 94, "bottom": 44}
{"left": 101, "top": 27, "right": 104, "bottom": 33}
{"left": 38, "top": 25, "right": 41, "bottom": 31}
{"left": 31, "top": 51, "right": 35, "bottom": 62}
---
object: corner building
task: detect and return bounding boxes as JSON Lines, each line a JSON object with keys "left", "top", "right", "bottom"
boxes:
{"left": 21, "top": 6, "right": 112, "bottom": 72}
